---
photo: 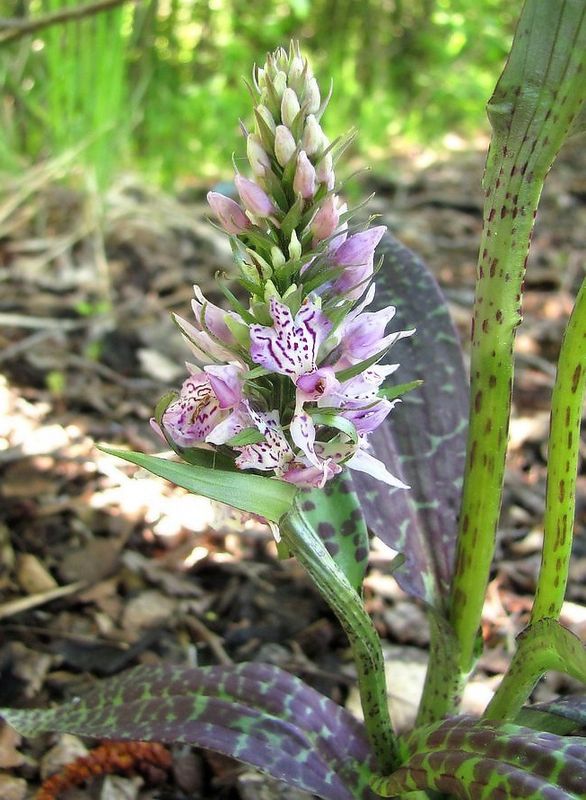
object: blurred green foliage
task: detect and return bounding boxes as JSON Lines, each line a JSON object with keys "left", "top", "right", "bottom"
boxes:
{"left": 0, "top": 0, "right": 516, "bottom": 187}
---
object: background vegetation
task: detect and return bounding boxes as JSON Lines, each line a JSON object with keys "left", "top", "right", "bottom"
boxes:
{"left": 1, "top": 0, "right": 517, "bottom": 189}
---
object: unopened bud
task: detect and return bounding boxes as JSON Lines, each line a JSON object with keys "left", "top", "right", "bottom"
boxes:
{"left": 247, "top": 134, "right": 271, "bottom": 177}
{"left": 264, "top": 279, "right": 280, "bottom": 303}
{"left": 248, "top": 248, "right": 273, "bottom": 280}
{"left": 256, "top": 67, "right": 266, "bottom": 89}
{"left": 274, "top": 125, "right": 297, "bottom": 167}
{"left": 271, "top": 246, "right": 286, "bottom": 269}
{"left": 301, "top": 115, "right": 322, "bottom": 156}
{"left": 287, "top": 55, "right": 306, "bottom": 93}
{"left": 316, "top": 151, "right": 333, "bottom": 186}
{"left": 207, "top": 192, "right": 251, "bottom": 235}
{"left": 288, "top": 230, "right": 302, "bottom": 261}
{"left": 255, "top": 104, "right": 275, "bottom": 133}
{"left": 273, "top": 70, "right": 287, "bottom": 98}
{"left": 235, "top": 175, "right": 276, "bottom": 218}
{"left": 275, "top": 48, "right": 288, "bottom": 71}
{"left": 281, "top": 87, "right": 301, "bottom": 128}
{"left": 304, "top": 77, "right": 320, "bottom": 114}
{"left": 311, "top": 195, "right": 340, "bottom": 243}
{"left": 293, "top": 150, "right": 316, "bottom": 199}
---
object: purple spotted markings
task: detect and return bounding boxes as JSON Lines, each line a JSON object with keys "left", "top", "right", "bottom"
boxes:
{"left": 153, "top": 43, "right": 415, "bottom": 489}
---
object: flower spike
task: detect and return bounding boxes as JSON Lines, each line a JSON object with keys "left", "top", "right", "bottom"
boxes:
{"left": 154, "top": 43, "right": 416, "bottom": 489}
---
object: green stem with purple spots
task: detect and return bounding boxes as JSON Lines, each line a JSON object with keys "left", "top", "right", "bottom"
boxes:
{"left": 484, "top": 618, "right": 586, "bottom": 722}
{"left": 279, "top": 499, "right": 401, "bottom": 774}
{"left": 531, "top": 277, "right": 586, "bottom": 622}
{"left": 448, "top": 0, "right": 586, "bottom": 679}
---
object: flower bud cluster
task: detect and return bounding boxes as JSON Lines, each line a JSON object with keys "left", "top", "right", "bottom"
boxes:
{"left": 153, "top": 43, "right": 415, "bottom": 489}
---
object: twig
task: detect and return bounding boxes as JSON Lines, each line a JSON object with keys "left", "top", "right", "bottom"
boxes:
{"left": 0, "top": 581, "right": 88, "bottom": 620}
{"left": 185, "top": 615, "right": 234, "bottom": 665}
{"left": 0, "top": 0, "right": 136, "bottom": 45}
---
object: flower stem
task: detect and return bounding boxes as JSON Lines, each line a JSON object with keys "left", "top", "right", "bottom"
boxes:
{"left": 531, "top": 278, "right": 586, "bottom": 622}
{"left": 448, "top": 0, "right": 586, "bottom": 676}
{"left": 279, "top": 502, "right": 401, "bottom": 774}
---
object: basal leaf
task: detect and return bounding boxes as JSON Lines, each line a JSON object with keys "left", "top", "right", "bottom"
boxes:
{"left": 518, "top": 694, "right": 586, "bottom": 736}
{"left": 99, "top": 446, "right": 296, "bottom": 522}
{"left": 294, "top": 470, "right": 369, "bottom": 593}
{"left": 372, "top": 716, "right": 586, "bottom": 799}
{"left": 352, "top": 233, "right": 468, "bottom": 610}
{"left": 1, "top": 663, "right": 378, "bottom": 800}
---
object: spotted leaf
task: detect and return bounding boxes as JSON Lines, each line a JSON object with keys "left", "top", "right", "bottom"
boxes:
{"left": 372, "top": 716, "right": 586, "bottom": 799}
{"left": 352, "top": 233, "right": 468, "bottom": 610}
{"left": 1, "top": 663, "right": 377, "bottom": 800}
{"left": 295, "top": 470, "right": 370, "bottom": 593}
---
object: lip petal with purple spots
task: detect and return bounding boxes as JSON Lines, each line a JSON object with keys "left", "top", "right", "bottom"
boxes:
{"left": 250, "top": 297, "right": 333, "bottom": 379}
{"left": 162, "top": 372, "right": 227, "bottom": 448}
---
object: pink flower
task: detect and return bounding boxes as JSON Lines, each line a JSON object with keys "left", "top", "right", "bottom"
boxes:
{"left": 250, "top": 298, "right": 335, "bottom": 466}
{"left": 161, "top": 365, "right": 243, "bottom": 448}
{"left": 281, "top": 459, "right": 342, "bottom": 488}
{"left": 330, "top": 225, "right": 386, "bottom": 299}
{"left": 235, "top": 175, "right": 276, "bottom": 218}
{"left": 293, "top": 151, "right": 316, "bottom": 199}
{"left": 173, "top": 285, "right": 238, "bottom": 365}
{"left": 250, "top": 297, "right": 332, "bottom": 379}
{"left": 274, "top": 125, "right": 296, "bottom": 167}
{"left": 311, "top": 195, "right": 340, "bottom": 244}
{"left": 337, "top": 306, "right": 415, "bottom": 366}
{"left": 207, "top": 192, "right": 251, "bottom": 235}
{"left": 234, "top": 405, "right": 295, "bottom": 474}
{"left": 191, "top": 285, "right": 235, "bottom": 346}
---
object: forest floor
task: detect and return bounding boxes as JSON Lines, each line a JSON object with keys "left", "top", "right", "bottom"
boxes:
{"left": 0, "top": 138, "right": 585, "bottom": 799}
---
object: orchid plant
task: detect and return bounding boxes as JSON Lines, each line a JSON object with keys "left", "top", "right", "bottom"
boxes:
{"left": 3, "top": 2, "right": 586, "bottom": 798}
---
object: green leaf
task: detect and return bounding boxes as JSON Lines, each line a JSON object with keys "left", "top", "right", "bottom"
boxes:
{"left": 335, "top": 346, "right": 390, "bottom": 383}
{"left": 223, "top": 315, "right": 251, "bottom": 348}
{"left": 244, "top": 365, "right": 271, "bottom": 380}
{"left": 280, "top": 194, "right": 304, "bottom": 239}
{"left": 226, "top": 428, "right": 265, "bottom": 446}
{"left": 378, "top": 379, "right": 423, "bottom": 402}
{"left": 279, "top": 490, "right": 399, "bottom": 773}
{"left": 99, "top": 446, "right": 296, "bottom": 521}
{"left": 217, "top": 282, "right": 257, "bottom": 324}
{"left": 307, "top": 409, "right": 358, "bottom": 444}
{"left": 302, "top": 264, "right": 344, "bottom": 294}
{"left": 294, "top": 471, "right": 368, "bottom": 593}
{"left": 154, "top": 391, "right": 177, "bottom": 426}
{"left": 254, "top": 108, "right": 275, "bottom": 151}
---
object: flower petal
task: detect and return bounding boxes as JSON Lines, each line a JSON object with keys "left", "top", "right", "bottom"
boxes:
{"left": 173, "top": 313, "right": 236, "bottom": 364}
{"left": 192, "top": 285, "right": 236, "bottom": 345}
{"left": 206, "top": 405, "right": 252, "bottom": 445}
{"left": 204, "top": 364, "right": 243, "bottom": 409}
{"left": 341, "top": 397, "right": 397, "bottom": 434}
{"left": 290, "top": 407, "right": 319, "bottom": 467}
{"left": 234, "top": 405, "right": 295, "bottom": 473}
{"left": 281, "top": 460, "right": 342, "bottom": 488}
{"left": 250, "top": 297, "right": 332, "bottom": 379}
{"left": 163, "top": 373, "right": 226, "bottom": 447}
{"left": 295, "top": 366, "right": 339, "bottom": 401}
{"left": 346, "top": 448, "right": 409, "bottom": 488}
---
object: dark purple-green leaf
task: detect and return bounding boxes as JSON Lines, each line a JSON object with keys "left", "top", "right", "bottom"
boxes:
{"left": 518, "top": 694, "right": 586, "bottom": 736}
{"left": 372, "top": 716, "right": 586, "bottom": 799}
{"left": 352, "top": 233, "right": 468, "bottom": 610}
{"left": 1, "top": 663, "right": 378, "bottom": 800}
